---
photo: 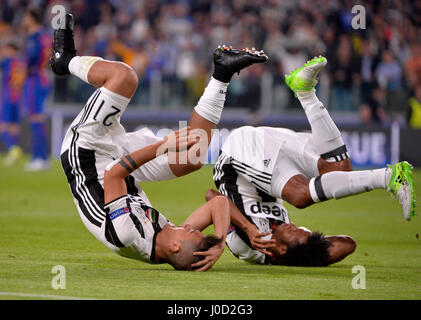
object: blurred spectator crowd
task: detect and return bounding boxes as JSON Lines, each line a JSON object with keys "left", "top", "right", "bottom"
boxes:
{"left": 1, "top": 0, "right": 421, "bottom": 127}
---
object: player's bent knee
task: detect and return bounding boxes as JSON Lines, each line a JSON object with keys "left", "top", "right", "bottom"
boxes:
{"left": 211, "top": 195, "right": 229, "bottom": 206}
{"left": 109, "top": 62, "right": 138, "bottom": 95}
{"left": 283, "top": 175, "right": 314, "bottom": 209}
{"left": 290, "top": 189, "right": 313, "bottom": 209}
{"left": 117, "top": 63, "right": 138, "bottom": 89}
{"left": 318, "top": 158, "right": 353, "bottom": 174}
{"left": 293, "top": 198, "right": 313, "bottom": 209}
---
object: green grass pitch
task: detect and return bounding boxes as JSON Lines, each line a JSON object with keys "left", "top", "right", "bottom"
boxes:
{"left": 0, "top": 157, "right": 420, "bottom": 300}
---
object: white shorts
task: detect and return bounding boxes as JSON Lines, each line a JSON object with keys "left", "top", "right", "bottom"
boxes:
{"left": 220, "top": 126, "right": 320, "bottom": 198}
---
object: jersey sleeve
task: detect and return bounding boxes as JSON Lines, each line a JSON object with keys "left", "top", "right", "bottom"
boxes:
{"left": 104, "top": 196, "right": 137, "bottom": 247}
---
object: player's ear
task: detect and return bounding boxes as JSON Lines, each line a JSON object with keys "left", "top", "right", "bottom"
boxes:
{"left": 279, "top": 243, "right": 287, "bottom": 255}
{"left": 169, "top": 240, "right": 181, "bottom": 253}
{"left": 273, "top": 243, "right": 287, "bottom": 255}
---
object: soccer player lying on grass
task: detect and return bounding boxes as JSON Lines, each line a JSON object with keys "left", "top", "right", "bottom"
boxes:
{"left": 208, "top": 56, "right": 416, "bottom": 267}
{"left": 51, "top": 14, "right": 268, "bottom": 271}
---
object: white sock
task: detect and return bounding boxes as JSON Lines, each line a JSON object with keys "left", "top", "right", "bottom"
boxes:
{"left": 296, "top": 90, "right": 345, "bottom": 157}
{"left": 309, "top": 168, "right": 391, "bottom": 202}
{"left": 194, "top": 77, "right": 228, "bottom": 125}
{"left": 69, "top": 56, "right": 103, "bottom": 84}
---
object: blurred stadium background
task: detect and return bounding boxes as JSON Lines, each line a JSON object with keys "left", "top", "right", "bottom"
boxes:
{"left": 1, "top": 0, "right": 421, "bottom": 301}
{"left": 1, "top": 0, "right": 421, "bottom": 167}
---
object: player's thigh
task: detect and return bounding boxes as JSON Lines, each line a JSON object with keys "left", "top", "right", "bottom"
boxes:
{"left": 281, "top": 174, "right": 314, "bottom": 209}
{"left": 262, "top": 130, "right": 319, "bottom": 183}
{"left": 304, "top": 132, "right": 353, "bottom": 174}
{"left": 317, "top": 157, "right": 353, "bottom": 174}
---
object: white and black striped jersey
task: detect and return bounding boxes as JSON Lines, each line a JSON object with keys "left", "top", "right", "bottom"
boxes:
{"left": 214, "top": 126, "right": 320, "bottom": 263}
{"left": 104, "top": 195, "right": 169, "bottom": 262}
{"left": 60, "top": 87, "right": 132, "bottom": 235}
{"left": 215, "top": 126, "right": 319, "bottom": 216}
{"left": 60, "top": 87, "right": 175, "bottom": 260}
{"left": 214, "top": 126, "right": 296, "bottom": 224}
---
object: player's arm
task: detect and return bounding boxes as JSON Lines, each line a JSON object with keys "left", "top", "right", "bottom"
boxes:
{"left": 104, "top": 127, "right": 194, "bottom": 203}
{"left": 167, "top": 111, "right": 217, "bottom": 178}
{"left": 104, "top": 142, "right": 163, "bottom": 203}
{"left": 103, "top": 129, "right": 195, "bottom": 249}
{"left": 325, "top": 235, "right": 357, "bottom": 264}
{"left": 182, "top": 195, "right": 230, "bottom": 271}
{"left": 205, "top": 189, "right": 276, "bottom": 256}
{"left": 184, "top": 195, "right": 230, "bottom": 240}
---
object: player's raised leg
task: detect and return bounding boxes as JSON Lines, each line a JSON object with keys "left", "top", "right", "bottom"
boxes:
{"left": 170, "top": 46, "right": 268, "bottom": 176}
{"left": 285, "top": 56, "right": 352, "bottom": 173}
{"left": 283, "top": 57, "right": 416, "bottom": 220}
{"left": 282, "top": 161, "right": 415, "bottom": 220}
{"left": 51, "top": 13, "right": 137, "bottom": 149}
{"left": 53, "top": 14, "right": 143, "bottom": 243}
{"left": 50, "top": 14, "right": 137, "bottom": 100}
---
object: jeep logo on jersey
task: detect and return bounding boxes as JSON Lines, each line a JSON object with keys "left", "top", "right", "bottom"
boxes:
{"left": 249, "top": 202, "right": 287, "bottom": 220}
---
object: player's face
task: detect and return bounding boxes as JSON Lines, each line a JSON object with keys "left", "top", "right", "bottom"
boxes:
{"left": 22, "top": 14, "right": 35, "bottom": 31}
{"left": 169, "top": 224, "right": 205, "bottom": 244}
{"left": 272, "top": 223, "right": 312, "bottom": 248}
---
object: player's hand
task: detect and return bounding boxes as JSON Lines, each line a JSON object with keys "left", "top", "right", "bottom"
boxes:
{"left": 246, "top": 226, "right": 277, "bottom": 257}
{"left": 191, "top": 244, "right": 225, "bottom": 272}
{"left": 158, "top": 126, "right": 198, "bottom": 155}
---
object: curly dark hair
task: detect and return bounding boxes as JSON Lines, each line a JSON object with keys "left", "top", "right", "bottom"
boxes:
{"left": 269, "top": 232, "right": 332, "bottom": 267}
{"left": 168, "top": 235, "right": 223, "bottom": 271}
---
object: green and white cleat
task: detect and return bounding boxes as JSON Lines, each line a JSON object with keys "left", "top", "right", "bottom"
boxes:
{"left": 285, "top": 56, "right": 327, "bottom": 96}
{"left": 387, "top": 161, "right": 416, "bottom": 221}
